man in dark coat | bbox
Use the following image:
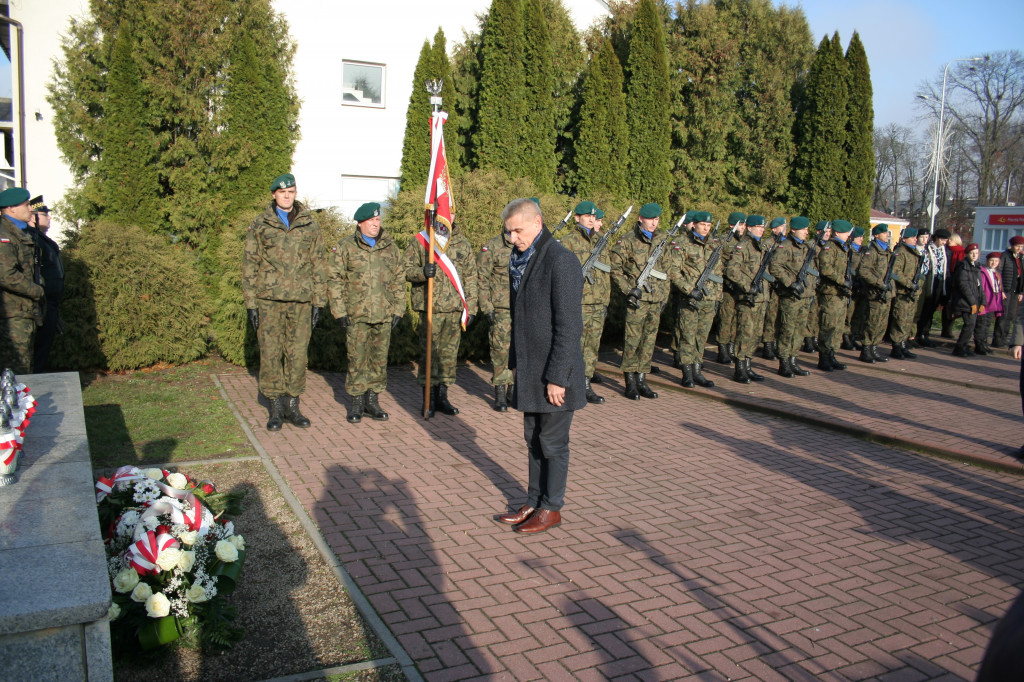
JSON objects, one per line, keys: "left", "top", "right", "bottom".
{"left": 993, "top": 235, "right": 1024, "bottom": 348}
{"left": 496, "top": 198, "right": 585, "bottom": 535}
{"left": 950, "top": 243, "right": 983, "bottom": 357}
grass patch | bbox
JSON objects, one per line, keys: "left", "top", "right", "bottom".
{"left": 82, "top": 356, "right": 254, "bottom": 468}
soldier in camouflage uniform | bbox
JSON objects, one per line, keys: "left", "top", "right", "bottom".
{"left": 843, "top": 226, "right": 867, "bottom": 350}
{"left": 856, "top": 224, "right": 895, "bottom": 363}
{"left": 405, "top": 219, "right": 478, "bottom": 416}
{"left": 477, "top": 223, "right": 515, "bottom": 411}
{"left": 610, "top": 203, "right": 672, "bottom": 400}
{"left": 243, "top": 173, "right": 328, "bottom": 431}
{"left": 724, "top": 215, "right": 771, "bottom": 383}
{"left": 715, "top": 212, "right": 746, "bottom": 364}
{"left": 768, "top": 216, "right": 817, "bottom": 377}
{"left": 800, "top": 221, "right": 832, "bottom": 354}
{"left": 558, "top": 201, "right": 610, "bottom": 404}
{"left": 672, "top": 210, "right": 724, "bottom": 389}
{"left": 328, "top": 202, "right": 405, "bottom": 424}
{"left": 0, "top": 188, "right": 45, "bottom": 375}
{"left": 814, "top": 219, "right": 853, "bottom": 372}
{"left": 761, "top": 217, "right": 787, "bottom": 360}
{"left": 888, "top": 227, "right": 923, "bottom": 360}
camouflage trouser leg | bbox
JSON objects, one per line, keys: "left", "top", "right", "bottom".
{"left": 762, "top": 292, "right": 780, "bottom": 343}
{"left": 717, "top": 293, "right": 737, "bottom": 344}
{"left": 850, "top": 294, "right": 869, "bottom": 339}
{"left": 0, "top": 316, "right": 36, "bottom": 376}
{"left": 418, "top": 311, "right": 461, "bottom": 386}
{"left": 488, "top": 309, "right": 513, "bottom": 386}
{"left": 777, "top": 296, "right": 810, "bottom": 358}
{"left": 346, "top": 321, "right": 391, "bottom": 396}
{"left": 621, "top": 301, "right": 662, "bottom": 372}
{"left": 804, "top": 295, "right": 819, "bottom": 338}
{"left": 257, "top": 300, "right": 312, "bottom": 399}
{"left": 889, "top": 294, "right": 918, "bottom": 344}
{"left": 818, "top": 294, "right": 849, "bottom": 353}
{"left": 735, "top": 299, "right": 767, "bottom": 360}
{"left": 679, "top": 299, "right": 717, "bottom": 365}
{"left": 581, "top": 304, "right": 607, "bottom": 378}
{"left": 864, "top": 299, "right": 889, "bottom": 345}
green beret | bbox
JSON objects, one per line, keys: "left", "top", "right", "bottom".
{"left": 683, "top": 211, "right": 695, "bottom": 223}
{"left": 594, "top": 208, "right": 605, "bottom": 219}
{"left": 691, "top": 210, "right": 712, "bottom": 223}
{"left": 0, "top": 187, "right": 30, "bottom": 208}
{"left": 831, "top": 220, "right": 853, "bottom": 234}
{"left": 746, "top": 215, "right": 765, "bottom": 227}
{"left": 769, "top": 217, "right": 787, "bottom": 229}
{"left": 814, "top": 220, "right": 829, "bottom": 231}
{"left": 851, "top": 226, "right": 866, "bottom": 238}
{"left": 270, "top": 173, "right": 295, "bottom": 192}
{"left": 639, "top": 203, "right": 661, "bottom": 218}
{"left": 903, "top": 227, "right": 918, "bottom": 238}
{"left": 574, "top": 200, "right": 596, "bottom": 216}
{"left": 728, "top": 211, "right": 747, "bottom": 226}
{"left": 872, "top": 224, "right": 889, "bottom": 236}
{"left": 790, "top": 216, "right": 810, "bottom": 230}
{"left": 529, "top": 197, "right": 541, "bottom": 206}
{"left": 353, "top": 202, "right": 381, "bottom": 223}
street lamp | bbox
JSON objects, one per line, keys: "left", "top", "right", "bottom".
{"left": 918, "top": 56, "right": 986, "bottom": 234}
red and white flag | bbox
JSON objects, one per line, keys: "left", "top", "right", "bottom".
{"left": 424, "top": 111, "right": 454, "bottom": 230}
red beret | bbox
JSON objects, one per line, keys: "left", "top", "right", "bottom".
{"left": 987, "top": 252, "right": 1002, "bottom": 260}
{"left": 966, "top": 243, "right": 980, "bottom": 252}
{"left": 1010, "top": 236, "right": 1024, "bottom": 246}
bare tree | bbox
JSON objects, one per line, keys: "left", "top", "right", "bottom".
{"left": 872, "top": 123, "right": 924, "bottom": 217}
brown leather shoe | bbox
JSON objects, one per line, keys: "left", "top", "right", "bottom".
{"left": 514, "top": 509, "right": 561, "bottom": 534}
{"left": 497, "top": 505, "right": 535, "bottom": 525}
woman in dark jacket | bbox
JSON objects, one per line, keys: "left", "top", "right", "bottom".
{"left": 950, "top": 243, "right": 983, "bottom": 356}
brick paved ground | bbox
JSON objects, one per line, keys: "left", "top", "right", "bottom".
{"left": 219, "top": 344, "right": 1024, "bottom": 681}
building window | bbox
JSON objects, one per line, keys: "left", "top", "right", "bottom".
{"left": 342, "top": 61, "right": 385, "bottom": 107}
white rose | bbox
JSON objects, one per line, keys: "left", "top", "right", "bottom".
{"left": 144, "top": 468, "right": 164, "bottom": 480}
{"left": 145, "top": 592, "right": 171, "bottom": 618}
{"left": 214, "top": 540, "right": 238, "bottom": 563}
{"left": 165, "top": 472, "right": 187, "bottom": 489}
{"left": 228, "top": 535, "right": 245, "bottom": 551}
{"left": 112, "top": 568, "right": 140, "bottom": 594}
{"left": 108, "top": 603, "right": 121, "bottom": 620}
{"left": 177, "top": 550, "right": 196, "bottom": 573}
{"left": 223, "top": 521, "right": 235, "bottom": 536}
{"left": 177, "top": 530, "right": 198, "bottom": 546}
{"left": 186, "top": 585, "right": 207, "bottom": 603}
{"left": 130, "top": 582, "right": 153, "bottom": 602}
{"left": 155, "top": 548, "right": 182, "bottom": 573}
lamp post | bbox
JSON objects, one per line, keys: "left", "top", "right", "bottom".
{"left": 919, "top": 56, "right": 985, "bottom": 234}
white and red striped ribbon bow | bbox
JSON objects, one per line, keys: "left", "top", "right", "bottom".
{"left": 96, "top": 466, "right": 146, "bottom": 502}
{"left": 138, "top": 495, "right": 212, "bottom": 536}
{"left": 128, "top": 529, "right": 180, "bottom": 575}
{"left": 1, "top": 431, "right": 16, "bottom": 466}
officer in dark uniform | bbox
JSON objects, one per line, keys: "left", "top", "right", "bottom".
{"left": 26, "top": 196, "right": 64, "bottom": 372}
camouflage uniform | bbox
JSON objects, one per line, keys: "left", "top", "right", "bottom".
{"left": 673, "top": 230, "right": 725, "bottom": 365}
{"left": 610, "top": 224, "right": 673, "bottom": 373}
{"left": 815, "top": 237, "right": 853, "bottom": 355}
{"left": 761, "top": 232, "right": 784, "bottom": 348}
{"left": 242, "top": 201, "right": 328, "bottom": 399}
{"left": 724, "top": 233, "right": 771, "bottom": 361}
{"left": 716, "top": 232, "right": 743, "bottom": 348}
{"left": 405, "top": 226, "right": 478, "bottom": 386}
{"left": 0, "top": 217, "right": 44, "bottom": 374}
{"left": 856, "top": 240, "right": 893, "bottom": 347}
{"left": 477, "top": 230, "right": 514, "bottom": 387}
{"left": 769, "top": 236, "right": 818, "bottom": 360}
{"left": 889, "top": 242, "right": 923, "bottom": 347}
{"left": 328, "top": 229, "right": 404, "bottom": 396}
{"left": 559, "top": 224, "right": 612, "bottom": 378}
{"left": 848, "top": 244, "right": 868, "bottom": 341}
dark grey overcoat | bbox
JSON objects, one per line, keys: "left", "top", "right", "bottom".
{"left": 508, "top": 227, "right": 587, "bottom": 413}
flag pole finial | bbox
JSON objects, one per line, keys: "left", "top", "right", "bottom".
{"left": 426, "top": 79, "right": 443, "bottom": 113}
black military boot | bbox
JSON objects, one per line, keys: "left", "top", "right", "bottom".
{"left": 811, "top": 336, "right": 821, "bottom": 352}
{"left": 901, "top": 341, "right": 917, "bottom": 359}
{"left": 952, "top": 345, "right": 968, "bottom": 357}
{"left": 584, "top": 378, "right": 605, "bottom": 404}
{"left": 284, "top": 396, "right": 311, "bottom": 428}
{"left": 840, "top": 334, "right": 856, "bottom": 350}
{"left": 636, "top": 373, "right": 658, "bottom": 399}
{"left": 436, "top": 384, "right": 459, "bottom": 415}
{"left": 859, "top": 346, "right": 875, "bottom": 363}
{"left": 744, "top": 358, "right": 765, "bottom": 382}
{"left": 778, "top": 357, "right": 795, "bottom": 378}
{"left": 716, "top": 343, "right": 731, "bottom": 364}
{"left": 692, "top": 364, "right": 715, "bottom": 388}
{"left": 590, "top": 373, "right": 604, "bottom": 385}
{"left": 733, "top": 359, "right": 751, "bottom": 384}
{"left": 851, "top": 336, "right": 864, "bottom": 351}
{"left": 347, "top": 394, "right": 364, "bottom": 423}
{"left": 800, "top": 337, "right": 815, "bottom": 353}
{"left": 680, "top": 365, "right": 695, "bottom": 388}
{"left": 890, "top": 343, "right": 905, "bottom": 360}
{"left": 727, "top": 342, "right": 737, "bottom": 363}
{"left": 829, "top": 350, "right": 847, "bottom": 370}
{"left": 764, "top": 341, "right": 778, "bottom": 360}
{"left": 266, "top": 397, "right": 283, "bottom": 431}
{"left": 624, "top": 372, "right": 640, "bottom": 399}
{"left": 494, "top": 385, "right": 509, "bottom": 411}
{"left": 870, "top": 345, "right": 889, "bottom": 362}
{"left": 817, "top": 351, "right": 834, "bottom": 372}
{"left": 364, "top": 391, "right": 389, "bottom": 421}
{"left": 790, "top": 356, "right": 810, "bottom": 376}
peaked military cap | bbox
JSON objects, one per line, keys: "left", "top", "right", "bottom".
{"left": 270, "top": 173, "right": 296, "bottom": 192}
{"left": 594, "top": 208, "right": 605, "bottom": 219}
{"left": 574, "top": 200, "right": 597, "bottom": 216}
{"left": 831, "top": 220, "right": 853, "bottom": 234}
{"left": 903, "top": 227, "right": 918, "bottom": 238}
{"left": 728, "top": 211, "right": 747, "bottom": 226}
{"left": 851, "top": 226, "right": 866, "bottom": 238}
{"left": 29, "top": 195, "right": 49, "bottom": 213}
{"left": 639, "top": 203, "right": 662, "bottom": 218}
{"left": 769, "top": 217, "right": 787, "bottom": 229}
{"left": 746, "top": 215, "right": 765, "bottom": 227}
{"left": 790, "top": 216, "right": 810, "bottom": 230}
{"left": 872, "top": 224, "right": 889, "bottom": 236}
{"left": 0, "top": 187, "right": 30, "bottom": 208}
{"left": 354, "top": 202, "right": 381, "bottom": 223}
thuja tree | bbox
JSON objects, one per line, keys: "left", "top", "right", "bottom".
{"left": 574, "top": 38, "right": 629, "bottom": 199}
{"left": 399, "top": 29, "right": 458, "bottom": 188}
{"left": 844, "top": 32, "right": 874, "bottom": 227}
{"left": 521, "top": 0, "right": 557, "bottom": 191}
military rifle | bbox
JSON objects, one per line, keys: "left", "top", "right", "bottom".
{"left": 627, "top": 214, "right": 686, "bottom": 309}
{"left": 581, "top": 205, "right": 633, "bottom": 285}
{"left": 909, "top": 243, "right": 927, "bottom": 293}
{"left": 879, "top": 225, "right": 907, "bottom": 296}
{"left": 549, "top": 209, "right": 575, "bottom": 237}
{"left": 686, "top": 219, "right": 735, "bottom": 311}
{"left": 790, "top": 224, "right": 826, "bottom": 296}
{"left": 745, "top": 237, "right": 778, "bottom": 306}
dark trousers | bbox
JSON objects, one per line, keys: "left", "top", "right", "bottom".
{"left": 994, "top": 294, "right": 1021, "bottom": 346}
{"left": 918, "top": 285, "right": 946, "bottom": 339}
{"left": 955, "top": 313, "right": 978, "bottom": 352}
{"left": 976, "top": 313, "right": 995, "bottom": 349}
{"left": 33, "top": 300, "right": 60, "bottom": 372}
{"left": 523, "top": 410, "right": 573, "bottom": 512}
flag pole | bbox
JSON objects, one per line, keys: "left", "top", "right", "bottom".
{"left": 423, "top": 80, "right": 443, "bottom": 419}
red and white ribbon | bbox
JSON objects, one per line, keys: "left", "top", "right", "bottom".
{"left": 416, "top": 230, "right": 470, "bottom": 328}
{"left": 96, "top": 466, "right": 146, "bottom": 502}
{"left": 128, "top": 529, "right": 180, "bottom": 575}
